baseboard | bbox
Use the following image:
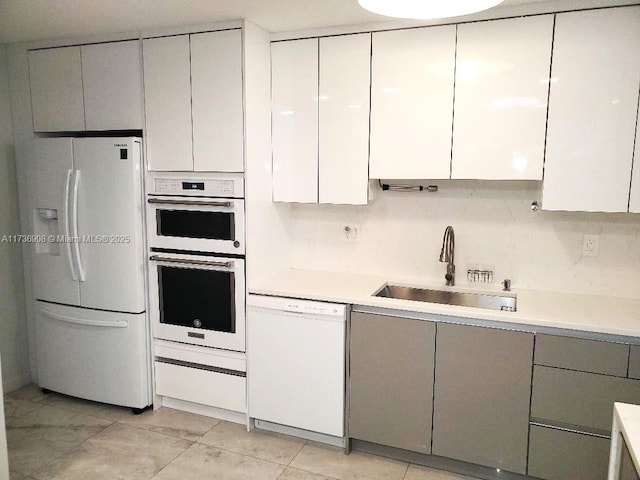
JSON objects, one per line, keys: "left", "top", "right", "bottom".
{"left": 160, "top": 396, "right": 247, "bottom": 425}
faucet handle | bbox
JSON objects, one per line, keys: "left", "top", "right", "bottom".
{"left": 502, "top": 279, "right": 511, "bottom": 292}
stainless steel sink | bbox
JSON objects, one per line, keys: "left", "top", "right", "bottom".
{"left": 374, "top": 284, "right": 517, "bottom": 312}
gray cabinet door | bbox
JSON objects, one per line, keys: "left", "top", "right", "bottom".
{"left": 621, "top": 435, "right": 640, "bottom": 480}
{"left": 432, "top": 323, "right": 534, "bottom": 474}
{"left": 349, "top": 311, "right": 435, "bottom": 454}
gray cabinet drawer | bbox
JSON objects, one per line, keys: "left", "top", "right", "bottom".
{"left": 528, "top": 425, "right": 610, "bottom": 480}
{"left": 531, "top": 365, "right": 640, "bottom": 432}
{"left": 629, "top": 345, "right": 640, "bottom": 380}
{"left": 535, "top": 333, "right": 629, "bottom": 376}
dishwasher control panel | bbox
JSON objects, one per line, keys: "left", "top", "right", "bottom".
{"left": 283, "top": 302, "right": 342, "bottom": 316}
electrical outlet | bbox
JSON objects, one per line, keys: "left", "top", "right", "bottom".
{"left": 343, "top": 225, "right": 360, "bottom": 242}
{"left": 583, "top": 234, "right": 600, "bottom": 257}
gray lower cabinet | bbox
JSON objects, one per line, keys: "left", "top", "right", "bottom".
{"left": 431, "top": 323, "right": 534, "bottom": 474}
{"left": 349, "top": 311, "right": 435, "bottom": 454}
{"left": 531, "top": 365, "right": 640, "bottom": 433}
{"left": 528, "top": 425, "right": 610, "bottom": 480}
{"left": 529, "top": 333, "right": 640, "bottom": 480}
{"left": 621, "top": 436, "right": 640, "bottom": 480}
{"left": 629, "top": 346, "right": 640, "bottom": 380}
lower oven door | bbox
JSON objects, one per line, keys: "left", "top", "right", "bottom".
{"left": 149, "top": 253, "right": 245, "bottom": 352}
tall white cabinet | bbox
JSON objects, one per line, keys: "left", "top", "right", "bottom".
{"left": 451, "top": 16, "right": 553, "bottom": 180}
{"left": 28, "top": 41, "right": 143, "bottom": 132}
{"left": 142, "top": 35, "right": 193, "bottom": 171}
{"left": 369, "top": 26, "right": 456, "bottom": 180}
{"left": 271, "top": 34, "right": 371, "bottom": 204}
{"left": 143, "top": 28, "right": 244, "bottom": 172}
{"left": 542, "top": 7, "right": 640, "bottom": 212}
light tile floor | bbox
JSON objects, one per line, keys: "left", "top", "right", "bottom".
{"left": 4, "top": 385, "right": 478, "bottom": 480}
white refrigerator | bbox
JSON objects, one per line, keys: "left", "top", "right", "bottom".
{"left": 17, "top": 137, "right": 151, "bottom": 410}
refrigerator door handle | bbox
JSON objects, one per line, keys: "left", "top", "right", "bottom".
{"left": 63, "top": 169, "right": 77, "bottom": 281}
{"left": 70, "top": 170, "right": 85, "bottom": 282}
{"left": 40, "top": 307, "right": 128, "bottom": 328}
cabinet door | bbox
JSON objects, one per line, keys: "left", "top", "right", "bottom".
{"left": 432, "top": 323, "right": 533, "bottom": 474}
{"left": 28, "top": 47, "right": 85, "bottom": 132}
{"left": 629, "top": 112, "right": 640, "bottom": 213}
{"left": 349, "top": 312, "right": 435, "bottom": 454}
{"left": 191, "top": 29, "right": 244, "bottom": 172}
{"left": 451, "top": 16, "right": 553, "bottom": 180}
{"left": 142, "top": 35, "right": 193, "bottom": 171}
{"left": 369, "top": 26, "right": 455, "bottom": 179}
{"left": 81, "top": 41, "right": 143, "bottom": 131}
{"left": 542, "top": 7, "right": 640, "bottom": 212}
{"left": 271, "top": 39, "right": 318, "bottom": 203}
{"left": 621, "top": 436, "right": 640, "bottom": 480}
{"left": 319, "top": 34, "right": 370, "bottom": 205}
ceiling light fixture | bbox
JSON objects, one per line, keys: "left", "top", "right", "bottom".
{"left": 357, "top": 0, "right": 505, "bottom": 20}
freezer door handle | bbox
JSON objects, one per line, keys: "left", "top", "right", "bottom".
{"left": 70, "top": 170, "right": 85, "bottom": 282}
{"left": 63, "top": 169, "right": 77, "bottom": 281}
{"left": 40, "top": 307, "right": 128, "bottom": 328}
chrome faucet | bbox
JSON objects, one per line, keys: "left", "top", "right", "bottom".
{"left": 439, "top": 226, "right": 455, "bottom": 286}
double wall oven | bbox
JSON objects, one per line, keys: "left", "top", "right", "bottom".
{"left": 147, "top": 172, "right": 246, "bottom": 352}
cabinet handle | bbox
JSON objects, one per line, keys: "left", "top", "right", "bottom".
{"left": 147, "top": 198, "right": 232, "bottom": 207}
{"left": 149, "top": 255, "right": 232, "bottom": 269}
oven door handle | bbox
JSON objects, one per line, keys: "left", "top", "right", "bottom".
{"left": 149, "top": 255, "right": 233, "bottom": 269}
{"left": 147, "top": 198, "right": 233, "bottom": 208}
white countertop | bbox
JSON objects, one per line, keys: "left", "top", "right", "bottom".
{"left": 249, "top": 269, "right": 640, "bottom": 338}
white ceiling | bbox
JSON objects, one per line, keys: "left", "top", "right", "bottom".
{"left": 0, "top": 0, "right": 566, "bottom": 44}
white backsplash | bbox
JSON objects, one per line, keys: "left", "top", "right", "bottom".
{"left": 289, "top": 181, "right": 640, "bottom": 299}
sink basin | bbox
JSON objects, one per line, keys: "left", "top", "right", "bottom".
{"left": 374, "top": 284, "right": 517, "bottom": 312}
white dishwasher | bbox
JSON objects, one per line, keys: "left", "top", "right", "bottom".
{"left": 247, "top": 294, "right": 346, "bottom": 438}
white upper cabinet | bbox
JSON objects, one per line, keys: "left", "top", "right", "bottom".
{"left": 142, "top": 35, "right": 193, "bottom": 171}
{"left": 29, "top": 47, "right": 85, "bottom": 132}
{"left": 271, "top": 38, "right": 319, "bottom": 203}
{"left": 143, "top": 29, "right": 244, "bottom": 172}
{"left": 369, "top": 26, "right": 456, "bottom": 180}
{"left": 191, "top": 29, "right": 244, "bottom": 172}
{"left": 28, "top": 41, "right": 143, "bottom": 132}
{"left": 451, "top": 16, "right": 553, "bottom": 180}
{"left": 542, "top": 7, "right": 640, "bottom": 212}
{"left": 271, "top": 34, "right": 371, "bottom": 204}
{"left": 81, "top": 41, "right": 143, "bottom": 131}
{"left": 630, "top": 114, "right": 640, "bottom": 214}
{"left": 319, "top": 34, "right": 371, "bottom": 205}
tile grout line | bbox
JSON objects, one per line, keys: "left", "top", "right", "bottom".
{"left": 401, "top": 462, "right": 410, "bottom": 480}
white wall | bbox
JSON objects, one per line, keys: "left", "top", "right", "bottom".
{"left": 244, "top": 21, "right": 292, "bottom": 288}
{"left": 289, "top": 181, "right": 640, "bottom": 299}
{"left": 0, "top": 44, "right": 31, "bottom": 392}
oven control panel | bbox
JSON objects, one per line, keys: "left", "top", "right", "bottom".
{"left": 149, "top": 173, "right": 244, "bottom": 198}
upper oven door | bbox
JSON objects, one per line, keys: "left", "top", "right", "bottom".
{"left": 148, "top": 196, "right": 245, "bottom": 254}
